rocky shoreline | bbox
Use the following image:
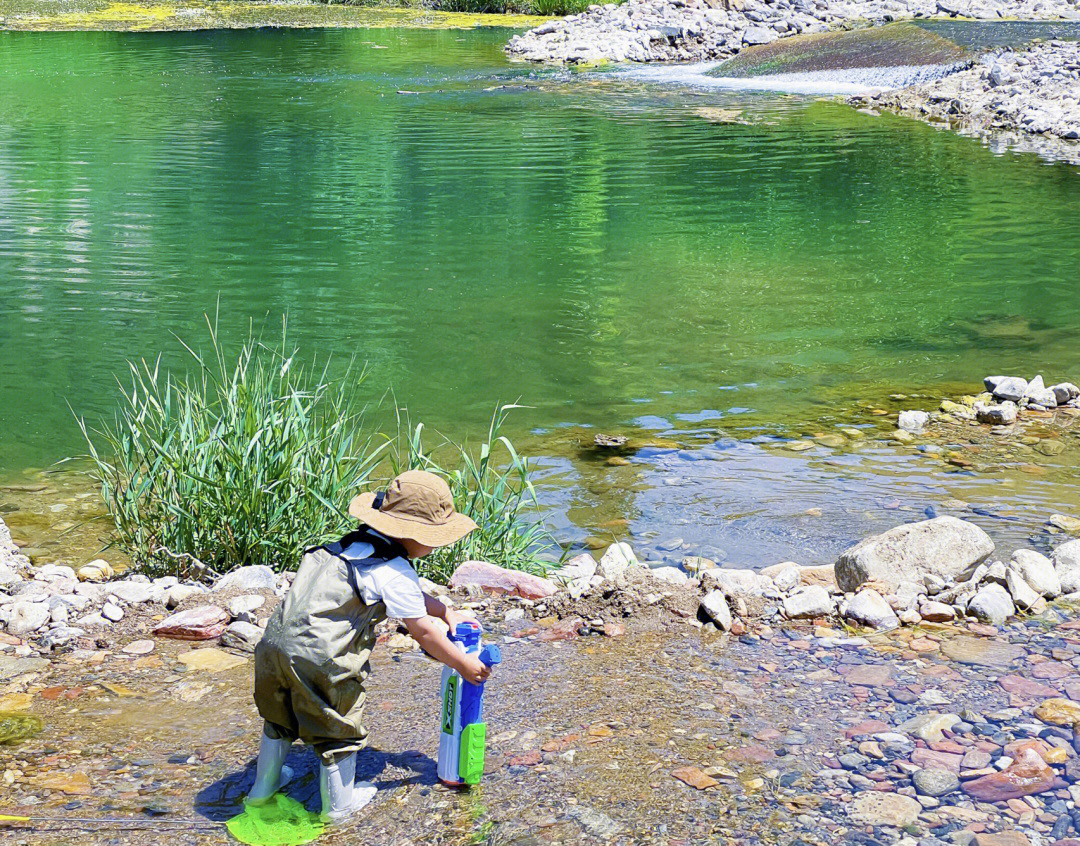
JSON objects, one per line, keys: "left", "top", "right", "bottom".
{"left": 505, "top": 0, "right": 1080, "bottom": 65}
{"left": 506, "top": 0, "right": 1080, "bottom": 167}
{"left": 854, "top": 39, "right": 1080, "bottom": 165}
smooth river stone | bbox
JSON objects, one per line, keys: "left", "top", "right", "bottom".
{"left": 153, "top": 605, "right": 229, "bottom": 640}
{"left": 1034, "top": 698, "right": 1080, "bottom": 726}
{"left": 843, "top": 663, "right": 893, "bottom": 687}
{"left": 962, "top": 747, "right": 1065, "bottom": 802}
{"left": 849, "top": 792, "right": 921, "bottom": 827}
{"left": 177, "top": 647, "right": 247, "bottom": 674}
{"left": 940, "top": 636, "right": 1024, "bottom": 669}
{"left": 448, "top": 561, "right": 557, "bottom": 600}
{"left": 911, "top": 748, "right": 963, "bottom": 773}
{"left": 997, "top": 675, "right": 1060, "bottom": 698}
{"left": 1031, "top": 662, "right": 1075, "bottom": 680}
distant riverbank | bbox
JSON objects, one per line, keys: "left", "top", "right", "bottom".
{"left": 0, "top": 0, "right": 549, "bottom": 31}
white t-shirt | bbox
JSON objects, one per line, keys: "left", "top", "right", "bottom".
{"left": 340, "top": 538, "right": 427, "bottom": 620}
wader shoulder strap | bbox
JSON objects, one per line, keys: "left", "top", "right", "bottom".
{"left": 302, "top": 528, "right": 408, "bottom": 603}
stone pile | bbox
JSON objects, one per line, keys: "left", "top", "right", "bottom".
{"left": 856, "top": 41, "right": 1080, "bottom": 166}
{"left": 0, "top": 529, "right": 287, "bottom": 653}
{"left": 506, "top": 0, "right": 1080, "bottom": 65}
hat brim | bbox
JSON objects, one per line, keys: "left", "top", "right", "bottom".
{"left": 348, "top": 492, "right": 478, "bottom": 548}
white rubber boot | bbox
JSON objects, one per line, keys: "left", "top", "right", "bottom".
{"left": 245, "top": 732, "right": 294, "bottom": 806}
{"left": 319, "top": 753, "right": 377, "bottom": 824}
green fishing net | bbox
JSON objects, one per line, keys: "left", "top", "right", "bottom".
{"left": 226, "top": 794, "right": 324, "bottom": 846}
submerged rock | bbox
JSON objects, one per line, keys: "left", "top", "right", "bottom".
{"left": 848, "top": 791, "right": 921, "bottom": 827}
{"left": 835, "top": 517, "right": 994, "bottom": 593}
{"left": 962, "top": 747, "right": 1064, "bottom": 802}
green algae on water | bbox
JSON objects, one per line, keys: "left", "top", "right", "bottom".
{"left": 0, "top": 712, "right": 44, "bottom": 745}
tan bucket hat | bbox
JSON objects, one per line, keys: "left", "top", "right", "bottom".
{"left": 348, "top": 470, "right": 477, "bottom": 548}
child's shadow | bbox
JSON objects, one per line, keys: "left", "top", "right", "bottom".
{"left": 194, "top": 747, "right": 438, "bottom": 821}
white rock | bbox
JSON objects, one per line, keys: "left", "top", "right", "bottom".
{"left": 1005, "top": 567, "right": 1041, "bottom": 610}
{"left": 222, "top": 621, "right": 264, "bottom": 652}
{"left": 165, "top": 584, "right": 199, "bottom": 609}
{"left": 214, "top": 565, "right": 277, "bottom": 593}
{"left": 77, "top": 560, "right": 114, "bottom": 582}
{"left": 555, "top": 553, "right": 597, "bottom": 584}
{"left": 3, "top": 601, "right": 50, "bottom": 635}
{"left": 108, "top": 580, "right": 154, "bottom": 605}
{"left": 761, "top": 562, "right": 801, "bottom": 593}
{"left": 598, "top": 543, "right": 640, "bottom": 583}
{"left": 835, "top": 517, "right": 994, "bottom": 593}
{"left": 101, "top": 602, "right": 124, "bottom": 622}
{"left": 991, "top": 376, "right": 1028, "bottom": 402}
{"left": 975, "top": 402, "right": 1018, "bottom": 425}
{"left": 227, "top": 594, "right": 266, "bottom": 618}
{"left": 967, "top": 583, "right": 1015, "bottom": 626}
{"left": 700, "top": 590, "right": 732, "bottom": 631}
{"left": 74, "top": 612, "right": 110, "bottom": 629}
{"left": 783, "top": 585, "right": 834, "bottom": 619}
{"left": 844, "top": 589, "right": 899, "bottom": 630}
{"left": 1011, "top": 549, "right": 1060, "bottom": 597}
{"left": 898, "top": 410, "right": 930, "bottom": 432}
{"left": 1053, "top": 539, "right": 1080, "bottom": 593}
{"left": 1051, "top": 383, "right": 1079, "bottom": 404}
{"left": 34, "top": 564, "right": 77, "bottom": 582}
{"left": 647, "top": 565, "right": 689, "bottom": 585}
{"left": 701, "top": 568, "right": 775, "bottom": 599}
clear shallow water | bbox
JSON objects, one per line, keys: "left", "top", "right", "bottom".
{"left": 2, "top": 28, "right": 1079, "bottom": 565}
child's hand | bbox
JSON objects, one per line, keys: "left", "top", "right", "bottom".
{"left": 445, "top": 608, "right": 479, "bottom": 632}
{"left": 459, "top": 654, "right": 491, "bottom": 686}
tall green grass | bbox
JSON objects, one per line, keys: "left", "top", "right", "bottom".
{"left": 78, "top": 319, "right": 558, "bottom": 582}
{"left": 77, "top": 317, "right": 383, "bottom": 577}
{"left": 387, "top": 404, "right": 561, "bottom": 583}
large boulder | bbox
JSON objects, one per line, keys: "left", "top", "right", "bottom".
{"left": 835, "top": 517, "right": 994, "bottom": 593}
{"left": 448, "top": 561, "right": 557, "bottom": 600}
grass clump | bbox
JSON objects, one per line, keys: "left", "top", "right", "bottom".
{"left": 387, "top": 404, "right": 561, "bottom": 584}
{"left": 79, "top": 318, "right": 558, "bottom": 583}
{"left": 78, "top": 316, "right": 383, "bottom": 577}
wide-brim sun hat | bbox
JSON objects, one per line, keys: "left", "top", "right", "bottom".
{"left": 348, "top": 469, "right": 477, "bottom": 548}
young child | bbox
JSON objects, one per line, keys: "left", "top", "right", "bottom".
{"left": 246, "top": 470, "right": 492, "bottom": 823}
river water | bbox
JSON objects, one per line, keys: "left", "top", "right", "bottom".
{"left": 1, "top": 26, "right": 1079, "bottom": 567}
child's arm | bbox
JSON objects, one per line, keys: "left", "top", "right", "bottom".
{"left": 422, "top": 591, "right": 478, "bottom": 633}
{"left": 404, "top": 616, "right": 491, "bottom": 685}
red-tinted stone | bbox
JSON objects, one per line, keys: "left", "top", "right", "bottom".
{"left": 998, "top": 675, "right": 1060, "bottom": 698}
{"left": 602, "top": 622, "right": 626, "bottom": 638}
{"left": 152, "top": 605, "right": 229, "bottom": 641}
{"left": 843, "top": 664, "right": 893, "bottom": 687}
{"left": 511, "top": 627, "right": 540, "bottom": 638}
{"left": 449, "top": 561, "right": 557, "bottom": 600}
{"left": 508, "top": 751, "right": 542, "bottom": 767}
{"left": 1031, "top": 662, "right": 1075, "bottom": 680}
{"left": 537, "top": 617, "right": 582, "bottom": 643}
{"left": 912, "top": 748, "right": 963, "bottom": 773}
{"left": 725, "top": 744, "right": 775, "bottom": 764}
{"left": 931, "top": 740, "right": 967, "bottom": 754}
{"left": 962, "top": 748, "right": 1065, "bottom": 802}
{"left": 845, "top": 720, "right": 889, "bottom": 739}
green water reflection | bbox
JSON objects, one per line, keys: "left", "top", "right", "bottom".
{"left": 1, "top": 27, "right": 1079, "bottom": 481}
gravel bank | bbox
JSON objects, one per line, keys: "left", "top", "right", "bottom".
{"left": 506, "top": 0, "right": 1080, "bottom": 65}
{"left": 855, "top": 39, "right": 1080, "bottom": 165}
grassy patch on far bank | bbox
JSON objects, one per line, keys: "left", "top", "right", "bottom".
{"left": 0, "top": 0, "right": 558, "bottom": 32}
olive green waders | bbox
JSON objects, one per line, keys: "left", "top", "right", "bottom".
{"left": 254, "top": 530, "right": 401, "bottom": 765}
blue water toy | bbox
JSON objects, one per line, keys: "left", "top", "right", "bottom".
{"left": 437, "top": 621, "right": 502, "bottom": 786}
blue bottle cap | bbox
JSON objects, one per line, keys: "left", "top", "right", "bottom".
{"left": 452, "top": 621, "right": 482, "bottom": 648}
